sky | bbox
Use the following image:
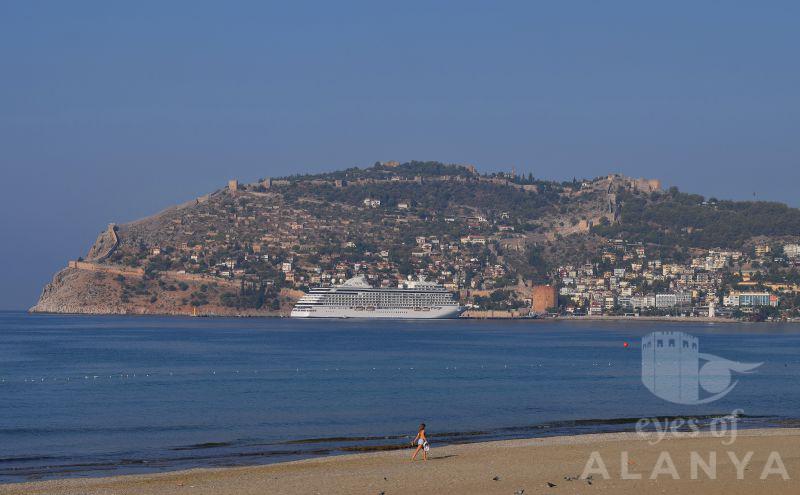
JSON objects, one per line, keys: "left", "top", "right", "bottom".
{"left": 1, "top": 1, "right": 799, "bottom": 309}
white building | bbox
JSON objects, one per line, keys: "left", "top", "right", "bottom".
{"left": 460, "top": 235, "right": 487, "bottom": 245}
{"left": 724, "top": 292, "right": 777, "bottom": 307}
{"left": 630, "top": 295, "right": 656, "bottom": 309}
{"left": 784, "top": 244, "right": 800, "bottom": 259}
{"left": 655, "top": 294, "right": 678, "bottom": 308}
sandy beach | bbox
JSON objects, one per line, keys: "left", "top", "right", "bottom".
{"left": 3, "top": 428, "right": 798, "bottom": 495}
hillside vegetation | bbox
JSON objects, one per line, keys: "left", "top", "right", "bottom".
{"left": 31, "top": 161, "right": 800, "bottom": 317}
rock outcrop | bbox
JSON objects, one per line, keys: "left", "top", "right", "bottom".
{"left": 30, "top": 264, "right": 297, "bottom": 316}
{"left": 31, "top": 266, "right": 126, "bottom": 314}
{"left": 86, "top": 224, "right": 119, "bottom": 261}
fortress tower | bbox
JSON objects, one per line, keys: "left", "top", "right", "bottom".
{"left": 531, "top": 285, "right": 557, "bottom": 313}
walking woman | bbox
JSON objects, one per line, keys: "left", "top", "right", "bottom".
{"left": 411, "top": 423, "right": 429, "bottom": 461}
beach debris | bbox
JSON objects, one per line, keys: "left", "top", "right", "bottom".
{"left": 546, "top": 481, "right": 557, "bottom": 487}
{"left": 514, "top": 489, "right": 524, "bottom": 495}
{"left": 492, "top": 475, "right": 501, "bottom": 481}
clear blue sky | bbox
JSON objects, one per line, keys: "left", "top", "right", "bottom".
{"left": 1, "top": 1, "right": 798, "bottom": 309}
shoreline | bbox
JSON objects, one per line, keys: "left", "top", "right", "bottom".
{"left": 3, "top": 428, "right": 797, "bottom": 494}
{"left": 22, "top": 309, "right": 796, "bottom": 323}
{"left": 552, "top": 315, "right": 741, "bottom": 323}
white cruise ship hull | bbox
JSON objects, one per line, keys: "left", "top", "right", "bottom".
{"left": 290, "top": 305, "right": 463, "bottom": 319}
{"left": 291, "top": 276, "right": 463, "bottom": 319}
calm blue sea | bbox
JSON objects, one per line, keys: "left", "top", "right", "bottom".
{"left": 1, "top": 312, "right": 799, "bottom": 482}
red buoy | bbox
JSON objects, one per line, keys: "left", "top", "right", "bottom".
{"left": 623, "top": 342, "right": 630, "bottom": 348}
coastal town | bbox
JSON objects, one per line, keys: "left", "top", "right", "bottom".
{"left": 32, "top": 161, "right": 800, "bottom": 321}
{"left": 553, "top": 239, "right": 798, "bottom": 320}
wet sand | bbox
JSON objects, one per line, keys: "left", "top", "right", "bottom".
{"left": 2, "top": 428, "right": 798, "bottom": 495}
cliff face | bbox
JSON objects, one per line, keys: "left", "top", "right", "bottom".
{"left": 32, "top": 267, "right": 123, "bottom": 315}
{"left": 32, "top": 237, "right": 299, "bottom": 316}
{"left": 32, "top": 224, "right": 128, "bottom": 314}
{"left": 31, "top": 263, "right": 298, "bottom": 316}
{"left": 86, "top": 224, "right": 119, "bottom": 261}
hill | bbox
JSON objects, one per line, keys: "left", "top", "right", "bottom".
{"left": 31, "top": 161, "right": 800, "bottom": 318}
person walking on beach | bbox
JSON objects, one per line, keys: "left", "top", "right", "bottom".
{"left": 411, "top": 423, "right": 429, "bottom": 461}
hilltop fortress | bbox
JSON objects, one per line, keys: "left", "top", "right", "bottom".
{"left": 45, "top": 159, "right": 792, "bottom": 321}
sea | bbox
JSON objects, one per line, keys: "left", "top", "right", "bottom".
{"left": 1, "top": 311, "right": 799, "bottom": 482}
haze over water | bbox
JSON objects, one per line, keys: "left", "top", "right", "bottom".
{"left": 1, "top": 312, "right": 799, "bottom": 482}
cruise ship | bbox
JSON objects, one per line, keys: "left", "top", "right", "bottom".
{"left": 290, "top": 276, "right": 463, "bottom": 319}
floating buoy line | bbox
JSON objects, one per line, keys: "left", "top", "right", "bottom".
{"left": 0, "top": 361, "right": 640, "bottom": 385}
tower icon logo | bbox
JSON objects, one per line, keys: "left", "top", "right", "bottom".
{"left": 641, "top": 331, "right": 761, "bottom": 405}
